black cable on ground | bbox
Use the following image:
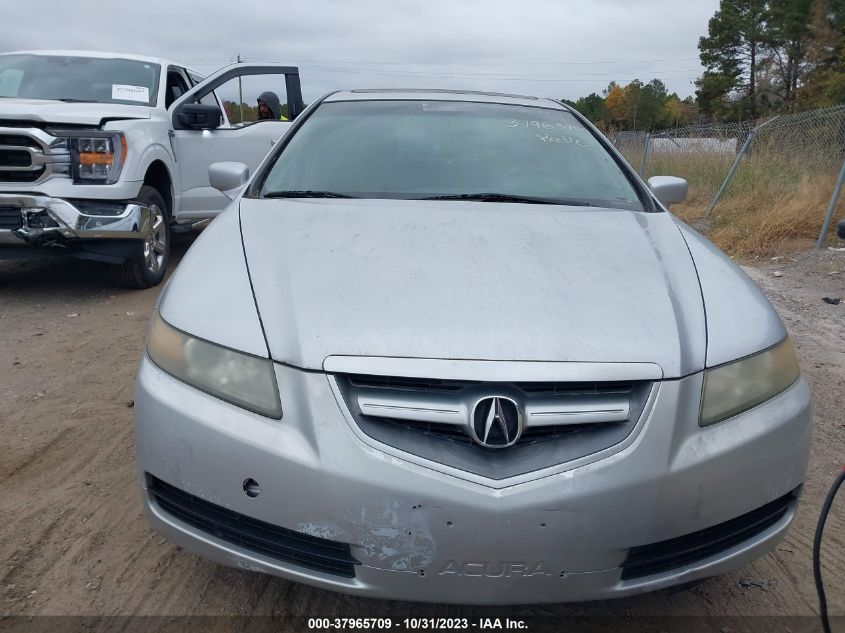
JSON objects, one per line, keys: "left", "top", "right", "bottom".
{"left": 814, "top": 465, "right": 845, "bottom": 633}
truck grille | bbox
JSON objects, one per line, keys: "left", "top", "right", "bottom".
{"left": 148, "top": 476, "right": 360, "bottom": 578}
{"left": 0, "top": 167, "right": 44, "bottom": 183}
{"left": 336, "top": 373, "right": 653, "bottom": 480}
{"left": 0, "top": 134, "right": 41, "bottom": 148}
{"left": 0, "top": 128, "right": 67, "bottom": 184}
{"left": 0, "top": 148, "right": 32, "bottom": 168}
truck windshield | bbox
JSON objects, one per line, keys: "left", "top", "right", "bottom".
{"left": 0, "top": 54, "right": 160, "bottom": 107}
{"left": 260, "top": 99, "right": 644, "bottom": 210}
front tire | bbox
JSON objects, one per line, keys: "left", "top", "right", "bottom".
{"left": 113, "top": 185, "right": 171, "bottom": 289}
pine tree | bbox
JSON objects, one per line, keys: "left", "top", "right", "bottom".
{"left": 697, "top": 0, "right": 769, "bottom": 120}
{"left": 763, "top": 0, "right": 813, "bottom": 105}
{"left": 799, "top": 0, "right": 845, "bottom": 106}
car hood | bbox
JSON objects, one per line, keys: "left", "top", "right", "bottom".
{"left": 239, "top": 198, "right": 707, "bottom": 378}
{"left": 0, "top": 99, "right": 151, "bottom": 126}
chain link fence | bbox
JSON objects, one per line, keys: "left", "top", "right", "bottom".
{"left": 608, "top": 104, "right": 845, "bottom": 247}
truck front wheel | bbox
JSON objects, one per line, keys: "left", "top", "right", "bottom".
{"left": 113, "top": 186, "right": 171, "bottom": 289}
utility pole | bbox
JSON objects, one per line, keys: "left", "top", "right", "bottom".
{"left": 237, "top": 54, "right": 244, "bottom": 124}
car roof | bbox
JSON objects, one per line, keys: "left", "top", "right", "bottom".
{"left": 1, "top": 49, "right": 192, "bottom": 72}
{"left": 324, "top": 89, "right": 567, "bottom": 110}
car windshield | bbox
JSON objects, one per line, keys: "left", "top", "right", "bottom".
{"left": 260, "top": 99, "right": 643, "bottom": 210}
{"left": 0, "top": 54, "right": 160, "bottom": 106}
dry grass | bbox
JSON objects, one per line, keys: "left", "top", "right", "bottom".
{"left": 632, "top": 144, "right": 845, "bottom": 259}
{"left": 611, "top": 112, "right": 845, "bottom": 258}
{"left": 672, "top": 176, "right": 844, "bottom": 260}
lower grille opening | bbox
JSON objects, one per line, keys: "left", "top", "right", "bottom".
{"left": 620, "top": 488, "right": 799, "bottom": 580}
{"left": 148, "top": 475, "right": 360, "bottom": 578}
{"left": 0, "top": 168, "right": 43, "bottom": 183}
{"left": 0, "top": 206, "right": 22, "bottom": 231}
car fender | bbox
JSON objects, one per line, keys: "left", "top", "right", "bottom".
{"left": 158, "top": 204, "right": 268, "bottom": 358}
{"left": 674, "top": 219, "right": 786, "bottom": 367}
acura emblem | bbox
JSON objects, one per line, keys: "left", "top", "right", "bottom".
{"left": 470, "top": 396, "right": 522, "bottom": 448}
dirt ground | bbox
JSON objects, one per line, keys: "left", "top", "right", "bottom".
{"left": 0, "top": 240, "right": 843, "bottom": 624}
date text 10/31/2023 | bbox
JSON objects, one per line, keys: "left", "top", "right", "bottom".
{"left": 307, "top": 617, "right": 529, "bottom": 630}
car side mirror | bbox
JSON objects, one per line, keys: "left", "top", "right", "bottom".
{"left": 175, "top": 103, "right": 223, "bottom": 130}
{"left": 648, "top": 176, "right": 688, "bottom": 206}
{"left": 209, "top": 162, "right": 249, "bottom": 199}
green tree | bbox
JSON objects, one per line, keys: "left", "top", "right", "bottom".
{"left": 680, "top": 96, "right": 700, "bottom": 125}
{"left": 762, "top": 0, "right": 813, "bottom": 105}
{"left": 562, "top": 82, "right": 696, "bottom": 129}
{"left": 664, "top": 94, "right": 682, "bottom": 126}
{"left": 641, "top": 79, "right": 673, "bottom": 129}
{"left": 569, "top": 93, "right": 608, "bottom": 124}
{"left": 622, "top": 80, "right": 644, "bottom": 129}
{"left": 223, "top": 101, "right": 258, "bottom": 123}
{"left": 697, "top": 0, "right": 769, "bottom": 120}
{"left": 799, "top": 0, "right": 845, "bottom": 106}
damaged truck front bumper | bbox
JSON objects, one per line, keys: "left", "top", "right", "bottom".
{"left": 0, "top": 193, "right": 152, "bottom": 249}
{"left": 134, "top": 356, "right": 811, "bottom": 605}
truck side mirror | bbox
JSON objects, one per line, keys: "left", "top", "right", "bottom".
{"left": 175, "top": 103, "right": 223, "bottom": 130}
{"left": 209, "top": 162, "right": 249, "bottom": 199}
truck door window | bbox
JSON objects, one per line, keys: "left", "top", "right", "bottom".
{"left": 212, "top": 74, "right": 291, "bottom": 125}
{"left": 187, "top": 70, "right": 221, "bottom": 108}
{"left": 165, "top": 69, "right": 190, "bottom": 108}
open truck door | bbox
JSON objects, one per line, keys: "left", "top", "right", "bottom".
{"left": 168, "top": 63, "right": 304, "bottom": 222}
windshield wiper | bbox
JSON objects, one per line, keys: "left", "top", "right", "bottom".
{"left": 419, "top": 193, "right": 593, "bottom": 206}
{"left": 263, "top": 190, "right": 359, "bottom": 199}
{"left": 56, "top": 98, "right": 98, "bottom": 103}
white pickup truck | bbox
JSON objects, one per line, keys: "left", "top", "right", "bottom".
{"left": 0, "top": 50, "right": 304, "bottom": 287}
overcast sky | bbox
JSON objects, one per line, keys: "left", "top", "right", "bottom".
{"left": 4, "top": 0, "right": 718, "bottom": 102}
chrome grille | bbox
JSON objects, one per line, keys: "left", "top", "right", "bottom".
{"left": 0, "top": 127, "right": 69, "bottom": 184}
{"left": 347, "top": 374, "right": 637, "bottom": 396}
{"left": 348, "top": 374, "right": 636, "bottom": 438}
{"left": 336, "top": 373, "right": 653, "bottom": 480}
{"left": 347, "top": 374, "right": 473, "bottom": 392}
{"left": 0, "top": 134, "right": 40, "bottom": 148}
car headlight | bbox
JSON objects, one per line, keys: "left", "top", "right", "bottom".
{"left": 700, "top": 336, "right": 800, "bottom": 427}
{"left": 146, "top": 311, "right": 282, "bottom": 419}
{"left": 48, "top": 130, "right": 126, "bottom": 184}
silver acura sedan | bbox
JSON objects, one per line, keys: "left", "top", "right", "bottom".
{"left": 134, "top": 89, "right": 811, "bottom": 604}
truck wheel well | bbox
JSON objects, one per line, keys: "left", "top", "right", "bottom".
{"left": 143, "top": 161, "right": 173, "bottom": 217}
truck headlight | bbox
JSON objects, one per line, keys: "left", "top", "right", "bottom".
{"left": 146, "top": 312, "right": 282, "bottom": 419}
{"left": 48, "top": 130, "right": 126, "bottom": 184}
{"left": 700, "top": 337, "right": 800, "bottom": 427}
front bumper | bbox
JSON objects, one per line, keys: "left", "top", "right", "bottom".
{"left": 134, "top": 357, "right": 812, "bottom": 604}
{"left": 0, "top": 193, "right": 152, "bottom": 246}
